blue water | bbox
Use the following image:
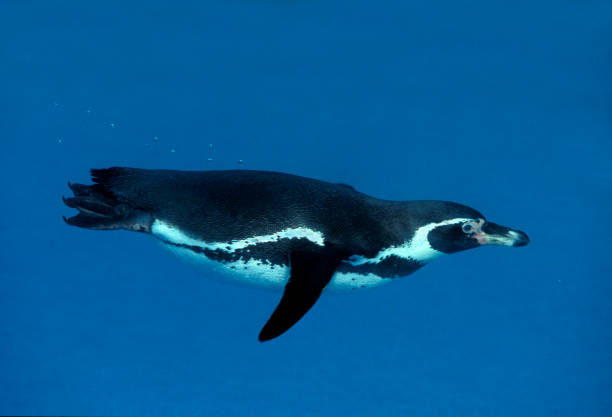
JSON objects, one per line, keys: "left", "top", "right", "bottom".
{"left": 1, "top": 1, "right": 611, "bottom": 415}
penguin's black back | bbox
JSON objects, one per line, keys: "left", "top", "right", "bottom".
{"left": 90, "top": 167, "right": 401, "bottom": 256}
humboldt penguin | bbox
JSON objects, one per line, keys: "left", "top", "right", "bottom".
{"left": 63, "top": 168, "right": 529, "bottom": 341}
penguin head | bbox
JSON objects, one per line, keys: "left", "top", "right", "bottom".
{"left": 417, "top": 201, "right": 529, "bottom": 255}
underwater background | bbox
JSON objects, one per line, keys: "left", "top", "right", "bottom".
{"left": 1, "top": 1, "right": 611, "bottom": 416}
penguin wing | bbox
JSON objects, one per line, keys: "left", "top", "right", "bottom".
{"left": 258, "top": 246, "right": 343, "bottom": 342}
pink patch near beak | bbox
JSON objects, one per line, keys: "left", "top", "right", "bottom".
{"left": 470, "top": 219, "right": 490, "bottom": 244}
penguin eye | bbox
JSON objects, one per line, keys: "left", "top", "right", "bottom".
{"left": 461, "top": 223, "right": 474, "bottom": 234}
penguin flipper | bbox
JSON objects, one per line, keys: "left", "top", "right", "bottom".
{"left": 258, "top": 247, "right": 343, "bottom": 342}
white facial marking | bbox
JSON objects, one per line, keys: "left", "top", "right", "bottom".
{"left": 151, "top": 219, "right": 325, "bottom": 252}
{"left": 347, "top": 218, "right": 473, "bottom": 265}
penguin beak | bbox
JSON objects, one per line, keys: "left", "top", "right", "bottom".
{"left": 476, "top": 222, "right": 530, "bottom": 247}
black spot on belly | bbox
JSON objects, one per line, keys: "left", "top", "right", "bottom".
{"left": 337, "top": 255, "right": 423, "bottom": 279}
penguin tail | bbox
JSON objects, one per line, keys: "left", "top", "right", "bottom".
{"left": 63, "top": 169, "right": 152, "bottom": 232}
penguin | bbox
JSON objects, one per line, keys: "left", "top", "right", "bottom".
{"left": 63, "top": 167, "right": 529, "bottom": 341}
